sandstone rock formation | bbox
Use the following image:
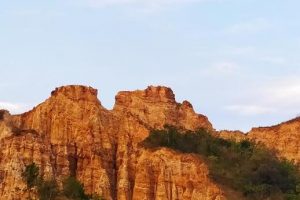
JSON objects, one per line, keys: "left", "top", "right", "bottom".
{"left": 0, "top": 85, "right": 224, "bottom": 200}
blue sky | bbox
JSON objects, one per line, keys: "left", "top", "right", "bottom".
{"left": 1, "top": 0, "right": 300, "bottom": 131}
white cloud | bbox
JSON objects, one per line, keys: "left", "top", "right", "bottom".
{"left": 261, "top": 56, "right": 286, "bottom": 65}
{"left": 212, "top": 61, "right": 239, "bottom": 73}
{"left": 226, "top": 18, "right": 272, "bottom": 34}
{"left": 224, "top": 77, "right": 300, "bottom": 116}
{"left": 83, "top": 0, "right": 222, "bottom": 10}
{"left": 227, "top": 46, "right": 255, "bottom": 56}
{"left": 192, "top": 61, "right": 240, "bottom": 78}
{"left": 5, "top": 9, "right": 64, "bottom": 17}
{"left": 225, "top": 105, "right": 276, "bottom": 116}
{"left": 88, "top": 0, "right": 202, "bottom": 6}
{"left": 195, "top": 61, "right": 240, "bottom": 77}
{"left": 0, "top": 102, "right": 29, "bottom": 114}
{"left": 264, "top": 78, "right": 300, "bottom": 105}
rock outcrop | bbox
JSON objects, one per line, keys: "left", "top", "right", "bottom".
{"left": 114, "top": 86, "right": 213, "bottom": 131}
{"left": 247, "top": 118, "right": 300, "bottom": 163}
{"left": 0, "top": 85, "right": 224, "bottom": 200}
{"left": 219, "top": 118, "right": 300, "bottom": 164}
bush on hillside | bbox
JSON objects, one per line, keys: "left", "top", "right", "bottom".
{"left": 23, "top": 163, "right": 104, "bottom": 200}
{"left": 37, "top": 179, "right": 58, "bottom": 200}
{"left": 142, "top": 126, "right": 300, "bottom": 200}
{"left": 22, "top": 162, "right": 39, "bottom": 189}
{"left": 63, "top": 176, "right": 89, "bottom": 200}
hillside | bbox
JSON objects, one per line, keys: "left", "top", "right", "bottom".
{"left": 0, "top": 85, "right": 299, "bottom": 200}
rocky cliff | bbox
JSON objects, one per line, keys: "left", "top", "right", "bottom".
{"left": 0, "top": 85, "right": 223, "bottom": 200}
{"left": 220, "top": 117, "right": 300, "bottom": 164}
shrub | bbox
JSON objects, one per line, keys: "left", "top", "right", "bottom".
{"left": 37, "top": 179, "right": 58, "bottom": 200}
{"left": 22, "top": 163, "right": 102, "bottom": 200}
{"left": 22, "top": 163, "right": 39, "bottom": 188}
{"left": 63, "top": 176, "right": 89, "bottom": 200}
{"left": 88, "top": 194, "right": 105, "bottom": 200}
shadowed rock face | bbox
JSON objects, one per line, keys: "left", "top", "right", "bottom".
{"left": 0, "top": 85, "right": 223, "bottom": 200}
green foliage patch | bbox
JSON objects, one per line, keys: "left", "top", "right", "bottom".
{"left": 37, "top": 179, "right": 58, "bottom": 200}
{"left": 22, "top": 163, "right": 39, "bottom": 189}
{"left": 22, "top": 163, "right": 104, "bottom": 200}
{"left": 142, "top": 126, "right": 300, "bottom": 200}
{"left": 63, "top": 176, "right": 89, "bottom": 200}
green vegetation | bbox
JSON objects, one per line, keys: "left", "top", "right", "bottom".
{"left": 37, "top": 179, "right": 58, "bottom": 200}
{"left": 22, "top": 163, "right": 39, "bottom": 189}
{"left": 22, "top": 163, "right": 104, "bottom": 200}
{"left": 63, "top": 176, "right": 89, "bottom": 200}
{"left": 142, "top": 126, "right": 300, "bottom": 200}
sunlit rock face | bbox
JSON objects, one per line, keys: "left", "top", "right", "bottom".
{"left": 247, "top": 118, "right": 300, "bottom": 163}
{"left": 0, "top": 85, "right": 223, "bottom": 200}
{"left": 219, "top": 118, "right": 300, "bottom": 164}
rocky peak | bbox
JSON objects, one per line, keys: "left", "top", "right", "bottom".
{"left": 50, "top": 85, "right": 99, "bottom": 103}
{"left": 114, "top": 86, "right": 175, "bottom": 108}
{"left": 144, "top": 86, "right": 176, "bottom": 102}
{"left": 113, "top": 86, "right": 213, "bottom": 130}
{"left": 181, "top": 100, "right": 193, "bottom": 109}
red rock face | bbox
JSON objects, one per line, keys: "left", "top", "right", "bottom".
{"left": 0, "top": 85, "right": 223, "bottom": 200}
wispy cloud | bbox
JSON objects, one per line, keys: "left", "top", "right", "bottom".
{"left": 195, "top": 61, "right": 240, "bottom": 78}
{"left": 225, "top": 105, "right": 276, "bottom": 116}
{"left": 0, "top": 102, "right": 30, "bottom": 114}
{"left": 264, "top": 78, "right": 300, "bottom": 105}
{"left": 5, "top": 9, "right": 64, "bottom": 17}
{"left": 213, "top": 61, "right": 239, "bottom": 73}
{"left": 226, "top": 46, "right": 256, "bottom": 56}
{"left": 80, "top": 0, "right": 223, "bottom": 11}
{"left": 225, "top": 18, "right": 272, "bottom": 34}
{"left": 224, "top": 77, "right": 300, "bottom": 116}
{"left": 261, "top": 56, "right": 286, "bottom": 65}
{"left": 87, "top": 0, "right": 207, "bottom": 6}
